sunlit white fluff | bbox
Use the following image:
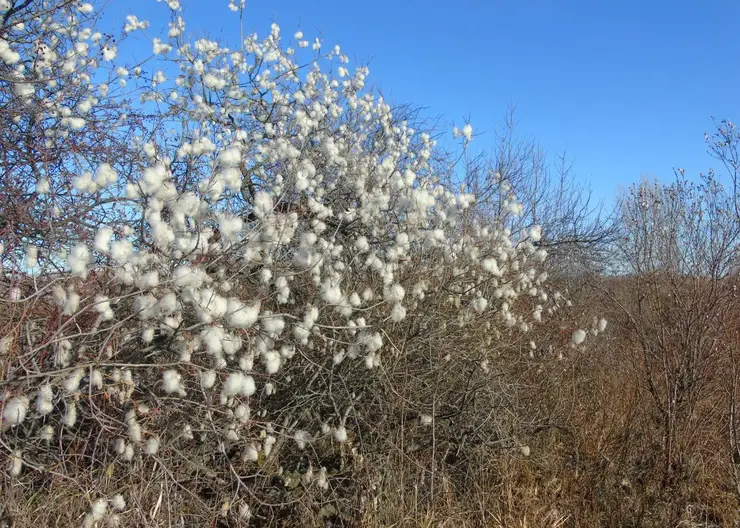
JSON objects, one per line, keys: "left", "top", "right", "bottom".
{"left": 36, "top": 384, "right": 54, "bottom": 416}
{"left": 162, "top": 369, "right": 185, "bottom": 395}
{"left": 2, "top": 395, "right": 29, "bottom": 426}
{"left": 67, "top": 243, "right": 91, "bottom": 278}
{"left": 8, "top": 450, "right": 22, "bottom": 477}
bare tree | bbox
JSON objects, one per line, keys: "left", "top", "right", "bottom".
{"left": 608, "top": 172, "right": 740, "bottom": 495}
{"left": 457, "top": 106, "right": 618, "bottom": 283}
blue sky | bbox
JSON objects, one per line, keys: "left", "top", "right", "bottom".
{"left": 105, "top": 0, "right": 740, "bottom": 207}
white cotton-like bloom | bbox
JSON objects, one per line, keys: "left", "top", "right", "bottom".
{"left": 0, "top": 335, "right": 11, "bottom": 353}
{"left": 2, "top": 395, "right": 29, "bottom": 426}
{"left": 519, "top": 445, "right": 531, "bottom": 457}
{"left": 124, "top": 14, "right": 149, "bottom": 32}
{"left": 333, "top": 426, "right": 348, "bottom": 443}
{"left": 77, "top": 2, "right": 94, "bottom": 14}
{"left": 572, "top": 329, "right": 586, "bottom": 346}
{"left": 152, "top": 37, "right": 170, "bottom": 54}
{"left": 94, "top": 226, "right": 114, "bottom": 253}
{"left": 320, "top": 280, "right": 343, "bottom": 305}
{"left": 262, "top": 350, "right": 281, "bottom": 374}
{"left": 101, "top": 45, "right": 117, "bottom": 61}
{"left": 137, "top": 271, "right": 160, "bottom": 290}
{"left": 461, "top": 123, "right": 473, "bottom": 141}
{"left": 384, "top": 283, "right": 405, "bottom": 303}
{"left": 482, "top": 258, "right": 502, "bottom": 276}
{"left": 420, "top": 414, "right": 433, "bottom": 426}
{"left": 122, "top": 443, "right": 135, "bottom": 461}
{"left": 162, "top": 370, "right": 184, "bottom": 395}
{"left": 62, "top": 290, "right": 80, "bottom": 315}
{"left": 198, "top": 288, "right": 228, "bottom": 323}
{"left": 127, "top": 419, "right": 142, "bottom": 443}
{"left": 182, "top": 424, "right": 194, "bottom": 440}
{"left": 35, "top": 178, "right": 50, "bottom": 195}
{"left": 40, "top": 425, "right": 54, "bottom": 442}
{"left": 260, "top": 315, "right": 285, "bottom": 335}
{"left": 316, "top": 467, "right": 329, "bottom": 490}
{"left": 363, "top": 332, "right": 383, "bottom": 353}
{"left": 13, "top": 81, "right": 34, "bottom": 99}
{"left": 354, "top": 236, "right": 369, "bottom": 252}
{"left": 95, "top": 163, "right": 117, "bottom": 187}
{"left": 390, "top": 303, "right": 406, "bottom": 322}
{"left": 134, "top": 294, "right": 158, "bottom": 320}
{"left": 234, "top": 404, "right": 250, "bottom": 421}
{"left": 63, "top": 402, "right": 77, "bottom": 427}
{"left": 36, "top": 384, "right": 54, "bottom": 416}
{"left": 90, "top": 369, "right": 104, "bottom": 390}
{"left": 8, "top": 287, "right": 21, "bottom": 301}
{"left": 293, "top": 324, "right": 310, "bottom": 344}
{"left": 252, "top": 191, "right": 273, "bottom": 218}
{"left": 530, "top": 225, "right": 542, "bottom": 242}
{"left": 8, "top": 450, "right": 22, "bottom": 477}
{"left": 201, "top": 369, "right": 217, "bottom": 389}
{"left": 203, "top": 73, "right": 226, "bottom": 90}
{"left": 110, "top": 239, "right": 133, "bottom": 263}
{"left": 114, "top": 438, "right": 127, "bottom": 455}
{"left": 67, "top": 117, "right": 86, "bottom": 130}
{"left": 481, "top": 359, "right": 490, "bottom": 373}
{"left": 243, "top": 444, "right": 259, "bottom": 462}
{"left": 64, "top": 368, "right": 85, "bottom": 394}
{"left": 226, "top": 299, "right": 260, "bottom": 328}
{"left": 172, "top": 265, "right": 205, "bottom": 288}
{"left": 218, "top": 146, "right": 241, "bottom": 167}
{"left": 25, "top": 245, "right": 38, "bottom": 268}
{"left": 200, "top": 325, "right": 226, "bottom": 355}
{"left": 73, "top": 172, "right": 97, "bottom": 193}
{"left": 294, "top": 430, "right": 313, "bottom": 449}
{"left": 221, "top": 372, "right": 255, "bottom": 398}
{"left": 110, "top": 494, "right": 126, "bottom": 512}
{"left": 90, "top": 498, "right": 107, "bottom": 521}
{"left": 0, "top": 38, "right": 20, "bottom": 65}
{"left": 144, "top": 437, "right": 160, "bottom": 455}
{"left": 598, "top": 318, "right": 608, "bottom": 332}
{"left": 471, "top": 297, "right": 488, "bottom": 313}
{"left": 454, "top": 123, "right": 473, "bottom": 141}
{"left": 218, "top": 213, "right": 243, "bottom": 240}
{"left": 365, "top": 351, "right": 381, "bottom": 369}
{"left": 67, "top": 243, "right": 91, "bottom": 278}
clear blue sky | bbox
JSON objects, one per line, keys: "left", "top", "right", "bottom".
{"left": 105, "top": 0, "right": 740, "bottom": 207}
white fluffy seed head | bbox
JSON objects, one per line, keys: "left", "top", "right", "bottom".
{"left": 334, "top": 426, "right": 348, "bottom": 443}
{"left": 144, "top": 437, "right": 160, "bottom": 455}
{"left": 63, "top": 402, "right": 77, "bottom": 427}
{"left": 110, "top": 494, "right": 126, "bottom": 511}
{"left": 162, "top": 369, "right": 183, "bottom": 394}
{"left": 2, "top": 395, "right": 29, "bottom": 426}
{"left": 36, "top": 384, "right": 54, "bottom": 416}
{"left": 8, "top": 450, "right": 22, "bottom": 477}
{"left": 91, "top": 498, "right": 108, "bottom": 521}
{"left": 572, "top": 329, "right": 586, "bottom": 346}
{"left": 201, "top": 369, "right": 217, "bottom": 389}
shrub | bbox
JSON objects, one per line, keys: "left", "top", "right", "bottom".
{"left": 0, "top": 1, "right": 576, "bottom": 524}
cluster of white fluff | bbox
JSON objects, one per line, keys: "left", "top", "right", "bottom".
{"left": 571, "top": 317, "right": 608, "bottom": 347}
{"left": 0, "top": 0, "right": 593, "bottom": 511}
